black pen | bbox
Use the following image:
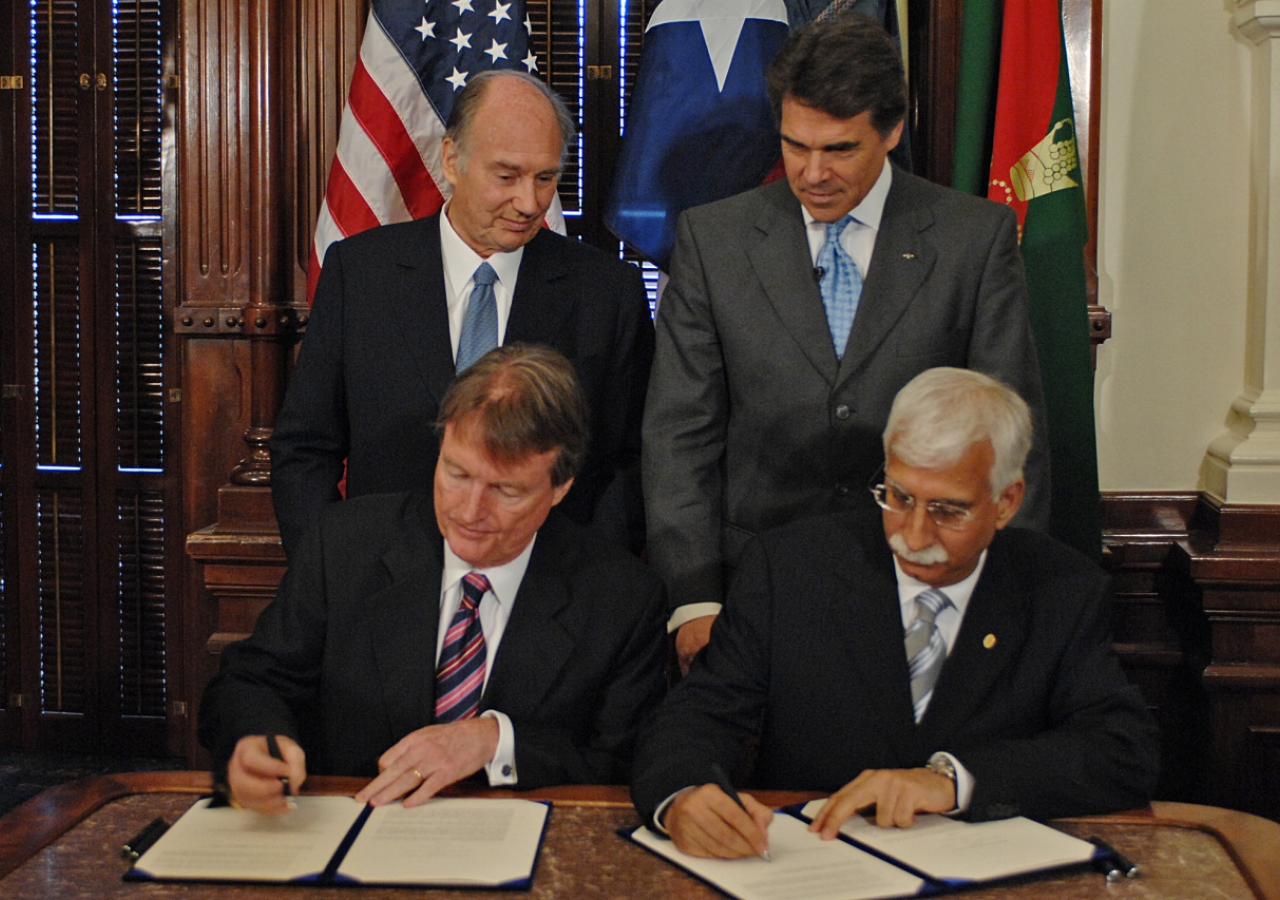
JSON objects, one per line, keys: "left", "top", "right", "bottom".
{"left": 1088, "top": 836, "right": 1140, "bottom": 880}
{"left": 121, "top": 816, "right": 169, "bottom": 860}
{"left": 709, "top": 762, "right": 771, "bottom": 861}
{"left": 266, "top": 733, "right": 291, "bottom": 798}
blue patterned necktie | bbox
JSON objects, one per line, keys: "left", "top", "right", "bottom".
{"left": 435, "top": 573, "right": 489, "bottom": 723}
{"left": 904, "top": 588, "right": 952, "bottom": 723}
{"left": 816, "top": 216, "right": 863, "bottom": 358}
{"left": 456, "top": 262, "right": 498, "bottom": 373}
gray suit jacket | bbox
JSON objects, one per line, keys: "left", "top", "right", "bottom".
{"left": 643, "top": 171, "right": 1049, "bottom": 612}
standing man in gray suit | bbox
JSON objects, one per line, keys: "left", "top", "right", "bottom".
{"left": 644, "top": 13, "right": 1050, "bottom": 672}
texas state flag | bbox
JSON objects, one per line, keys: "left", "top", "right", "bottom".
{"left": 605, "top": 0, "right": 790, "bottom": 271}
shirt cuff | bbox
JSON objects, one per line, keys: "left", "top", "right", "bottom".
{"left": 652, "top": 787, "right": 694, "bottom": 834}
{"left": 481, "top": 710, "right": 517, "bottom": 786}
{"left": 936, "top": 752, "right": 974, "bottom": 814}
{"left": 667, "top": 603, "right": 723, "bottom": 633}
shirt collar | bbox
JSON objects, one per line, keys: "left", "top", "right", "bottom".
{"left": 801, "top": 158, "right": 893, "bottom": 232}
{"left": 441, "top": 533, "right": 537, "bottom": 610}
{"left": 893, "top": 548, "right": 988, "bottom": 618}
{"left": 439, "top": 202, "right": 525, "bottom": 294}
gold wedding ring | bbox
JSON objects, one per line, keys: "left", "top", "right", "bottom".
{"left": 411, "top": 768, "right": 424, "bottom": 782}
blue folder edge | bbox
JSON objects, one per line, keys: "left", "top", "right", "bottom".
{"left": 125, "top": 795, "right": 551, "bottom": 890}
{"left": 620, "top": 806, "right": 1106, "bottom": 899}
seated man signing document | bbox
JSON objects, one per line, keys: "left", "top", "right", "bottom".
{"left": 630, "top": 368, "right": 1159, "bottom": 858}
{"left": 200, "top": 345, "right": 668, "bottom": 813}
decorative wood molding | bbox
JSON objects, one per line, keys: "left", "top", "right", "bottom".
{"left": 1103, "top": 491, "right": 1280, "bottom": 821}
{"left": 285, "top": 0, "right": 366, "bottom": 304}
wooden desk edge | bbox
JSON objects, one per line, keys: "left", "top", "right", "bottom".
{"left": 3, "top": 775, "right": 1277, "bottom": 900}
{"left": 1056, "top": 801, "right": 1280, "bottom": 900}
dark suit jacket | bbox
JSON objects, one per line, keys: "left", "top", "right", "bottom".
{"left": 631, "top": 513, "right": 1159, "bottom": 825}
{"left": 271, "top": 214, "right": 654, "bottom": 560}
{"left": 643, "top": 172, "right": 1050, "bottom": 612}
{"left": 199, "top": 493, "right": 669, "bottom": 788}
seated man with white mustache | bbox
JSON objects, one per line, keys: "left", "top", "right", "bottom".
{"left": 630, "top": 367, "right": 1158, "bottom": 860}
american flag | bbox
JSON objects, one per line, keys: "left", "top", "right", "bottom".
{"left": 308, "top": 0, "right": 564, "bottom": 302}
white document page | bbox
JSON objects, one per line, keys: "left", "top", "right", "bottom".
{"left": 631, "top": 812, "right": 925, "bottom": 900}
{"left": 335, "top": 797, "right": 550, "bottom": 886}
{"left": 799, "top": 800, "right": 1094, "bottom": 883}
{"left": 132, "top": 796, "right": 366, "bottom": 882}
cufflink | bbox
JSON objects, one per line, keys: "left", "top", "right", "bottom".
{"left": 502, "top": 764, "right": 513, "bottom": 777}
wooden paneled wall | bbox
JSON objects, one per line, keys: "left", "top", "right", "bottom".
{"left": 175, "top": 0, "right": 364, "bottom": 765}
{"left": 1105, "top": 495, "right": 1280, "bottom": 820}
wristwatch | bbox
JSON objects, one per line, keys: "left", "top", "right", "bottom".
{"left": 926, "top": 747, "right": 957, "bottom": 814}
{"left": 926, "top": 751, "right": 956, "bottom": 784}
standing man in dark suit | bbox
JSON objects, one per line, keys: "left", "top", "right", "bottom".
{"left": 202, "top": 346, "right": 668, "bottom": 814}
{"left": 632, "top": 368, "right": 1156, "bottom": 858}
{"left": 644, "top": 13, "right": 1050, "bottom": 671}
{"left": 272, "top": 70, "right": 653, "bottom": 560}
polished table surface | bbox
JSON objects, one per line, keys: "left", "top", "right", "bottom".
{"left": 1, "top": 773, "right": 1278, "bottom": 899}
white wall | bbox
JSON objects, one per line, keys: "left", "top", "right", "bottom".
{"left": 1096, "top": 0, "right": 1252, "bottom": 491}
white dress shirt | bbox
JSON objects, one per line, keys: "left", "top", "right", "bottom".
{"left": 894, "top": 549, "right": 990, "bottom": 813}
{"left": 439, "top": 205, "right": 524, "bottom": 363}
{"left": 666, "top": 161, "right": 896, "bottom": 634}
{"left": 802, "top": 156, "right": 893, "bottom": 275}
{"left": 437, "top": 536, "right": 537, "bottom": 786}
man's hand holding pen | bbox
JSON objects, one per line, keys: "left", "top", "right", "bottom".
{"left": 664, "top": 783, "right": 774, "bottom": 860}
{"left": 227, "top": 733, "right": 306, "bottom": 814}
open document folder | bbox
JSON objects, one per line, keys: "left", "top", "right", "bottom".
{"left": 628, "top": 802, "right": 1099, "bottom": 900}
{"left": 125, "top": 795, "right": 550, "bottom": 888}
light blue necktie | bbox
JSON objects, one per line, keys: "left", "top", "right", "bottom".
{"left": 456, "top": 262, "right": 498, "bottom": 373}
{"left": 905, "top": 588, "right": 952, "bottom": 722}
{"left": 816, "top": 216, "right": 863, "bottom": 358}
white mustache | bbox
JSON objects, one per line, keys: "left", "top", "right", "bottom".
{"left": 888, "top": 533, "right": 949, "bottom": 565}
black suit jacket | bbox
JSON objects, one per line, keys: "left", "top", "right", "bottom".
{"left": 631, "top": 512, "right": 1159, "bottom": 825}
{"left": 271, "top": 215, "right": 654, "bottom": 559}
{"left": 199, "top": 493, "right": 668, "bottom": 788}
{"left": 643, "top": 173, "right": 1050, "bottom": 612}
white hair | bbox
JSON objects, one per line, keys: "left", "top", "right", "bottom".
{"left": 883, "top": 367, "right": 1032, "bottom": 496}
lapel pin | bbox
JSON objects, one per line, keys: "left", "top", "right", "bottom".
{"left": 902, "top": 252, "right": 916, "bottom": 259}
{"left": 983, "top": 634, "right": 997, "bottom": 649}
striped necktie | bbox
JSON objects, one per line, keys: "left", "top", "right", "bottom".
{"left": 456, "top": 262, "right": 498, "bottom": 373}
{"left": 904, "top": 588, "right": 951, "bottom": 723}
{"left": 434, "top": 572, "right": 489, "bottom": 722}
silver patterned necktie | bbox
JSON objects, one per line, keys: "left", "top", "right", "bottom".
{"left": 456, "top": 262, "right": 498, "bottom": 373}
{"left": 905, "top": 588, "right": 951, "bottom": 722}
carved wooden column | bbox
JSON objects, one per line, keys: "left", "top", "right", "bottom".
{"left": 176, "top": 0, "right": 363, "bottom": 762}
{"left": 183, "top": 0, "right": 292, "bottom": 658}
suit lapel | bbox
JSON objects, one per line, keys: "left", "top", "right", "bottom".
{"left": 837, "top": 171, "right": 936, "bottom": 388}
{"left": 505, "top": 231, "right": 574, "bottom": 346}
{"left": 919, "top": 535, "right": 1029, "bottom": 736}
{"left": 483, "top": 518, "right": 576, "bottom": 715}
{"left": 392, "top": 215, "right": 456, "bottom": 406}
{"left": 365, "top": 525, "right": 444, "bottom": 738}
{"left": 746, "top": 183, "right": 840, "bottom": 384}
{"left": 826, "top": 533, "right": 919, "bottom": 755}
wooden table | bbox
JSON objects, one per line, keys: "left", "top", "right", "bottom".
{"left": 1, "top": 773, "right": 1278, "bottom": 898}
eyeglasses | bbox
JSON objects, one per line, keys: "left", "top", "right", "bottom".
{"left": 869, "top": 480, "right": 977, "bottom": 531}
